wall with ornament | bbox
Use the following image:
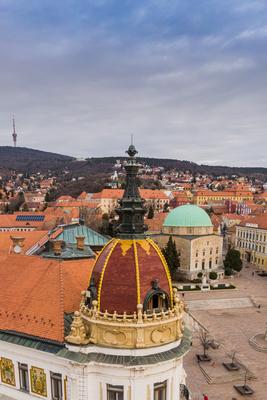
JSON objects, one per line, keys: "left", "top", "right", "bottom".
{"left": 0, "top": 338, "right": 187, "bottom": 400}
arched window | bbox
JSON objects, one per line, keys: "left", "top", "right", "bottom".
{"left": 143, "top": 280, "right": 170, "bottom": 312}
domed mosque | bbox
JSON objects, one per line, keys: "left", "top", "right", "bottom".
{"left": 66, "top": 144, "right": 191, "bottom": 400}
{"left": 154, "top": 204, "right": 223, "bottom": 280}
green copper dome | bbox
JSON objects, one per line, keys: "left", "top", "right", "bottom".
{"left": 163, "top": 204, "right": 212, "bottom": 227}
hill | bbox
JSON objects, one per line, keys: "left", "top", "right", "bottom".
{"left": 0, "top": 146, "right": 72, "bottom": 174}
{"left": 0, "top": 146, "right": 266, "bottom": 181}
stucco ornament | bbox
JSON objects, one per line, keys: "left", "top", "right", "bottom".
{"left": 65, "top": 311, "right": 90, "bottom": 345}
{"left": 0, "top": 357, "right": 15, "bottom": 386}
{"left": 30, "top": 366, "right": 47, "bottom": 397}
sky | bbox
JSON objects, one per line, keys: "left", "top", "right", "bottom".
{"left": 0, "top": 0, "right": 267, "bottom": 166}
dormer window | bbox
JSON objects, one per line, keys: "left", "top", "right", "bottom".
{"left": 85, "top": 276, "right": 97, "bottom": 307}
{"left": 143, "top": 280, "right": 170, "bottom": 313}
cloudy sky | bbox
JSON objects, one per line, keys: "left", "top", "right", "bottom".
{"left": 0, "top": 0, "right": 267, "bottom": 166}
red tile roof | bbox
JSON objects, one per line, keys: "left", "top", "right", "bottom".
{"left": 0, "top": 255, "right": 94, "bottom": 342}
{"left": 195, "top": 190, "right": 253, "bottom": 197}
{"left": 0, "top": 231, "right": 49, "bottom": 255}
{"left": 146, "top": 213, "right": 166, "bottom": 232}
{"left": 92, "top": 189, "right": 168, "bottom": 200}
{"left": 0, "top": 214, "right": 46, "bottom": 228}
{"left": 91, "top": 189, "right": 123, "bottom": 199}
{"left": 56, "top": 195, "right": 75, "bottom": 202}
{"left": 223, "top": 213, "right": 244, "bottom": 220}
{"left": 240, "top": 214, "right": 267, "bottom": 229}
{"left": 77, "top": 191, "right": 88, "bottom": 200}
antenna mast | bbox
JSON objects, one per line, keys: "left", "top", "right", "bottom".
{"left": 12, "top": 117, "right": 17, "bottom": 147}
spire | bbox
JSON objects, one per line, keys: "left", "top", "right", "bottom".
{"left": 115, "top": 143, "right": 147, "bottom": 238}
{"left": 12, "top": 117, "right": 17, "bottom": 147}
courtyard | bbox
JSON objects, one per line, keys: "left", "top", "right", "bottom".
{"left": 183, "top": 264, "right": 267, "bottom": 400}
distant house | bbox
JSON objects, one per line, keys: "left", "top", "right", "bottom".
{"left": 92, "top": 188, "right": 169, "bottom": 213}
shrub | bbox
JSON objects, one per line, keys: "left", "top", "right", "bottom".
{"left": 197, "top": 272, "right": 203, "bottom": 278}
{"left": 211, "top": 284, "right": 235, "bottom": 290}
{"left": 225, "top": 268, "right": 232, "bottom": 276}
{"left": 209, "top": 271, "right": 218, "bottom": 280}
{"left": 192, "top": 278, "right": 202, "bottom": 284}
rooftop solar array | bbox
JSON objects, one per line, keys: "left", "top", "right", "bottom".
{"left": 16, "top": 215, "right": 45, "bottom": 222}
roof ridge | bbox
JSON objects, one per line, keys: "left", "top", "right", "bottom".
{"left": 58, "top": 261, "right": 65, "bottom": 342}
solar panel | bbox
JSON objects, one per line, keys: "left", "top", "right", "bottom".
{"left": 16, "top": 215, "right": 45, "bottom": 222}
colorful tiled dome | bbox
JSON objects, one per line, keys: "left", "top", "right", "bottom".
{"left": 66, "top": 144, "right": 185, "bottom": 350}
{"left": 91, "top": 238, "right": 172, "bottom": 314}
{"left": 163, "top": 204, "right": 212, "bottom": 227}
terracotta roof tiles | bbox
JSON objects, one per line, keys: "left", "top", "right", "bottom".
{"left": 0, "top": 231, "right": 49, "bottom": 255}
{"left": 0, "top": 255, "right": 94, "bottom": 343}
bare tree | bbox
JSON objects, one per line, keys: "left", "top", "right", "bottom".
{"left": 198, "top": 329, "right": 211, "bottom": 360}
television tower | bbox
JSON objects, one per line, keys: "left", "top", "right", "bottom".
{"left": 12, "top": 118, "right": 17, "bottom": 147}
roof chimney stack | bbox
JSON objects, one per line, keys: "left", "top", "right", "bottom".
{"left": 10, "top": 236, "right": 25, "bottom": 254}
{"left": 51, "top": 240, "right": 63, "bottom": 256}
{"left": 76, "top": 236, "right": 85, "bottom": 251}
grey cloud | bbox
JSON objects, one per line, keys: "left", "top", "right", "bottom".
{"left": 0, "top": 1, "right": 266, "bottom": 167}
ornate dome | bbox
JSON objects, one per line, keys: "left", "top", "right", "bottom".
{"left": 163, "top": 204, "right": 212, "bottom": 228}
{"left": 66, "top": 144, "right": 185, "bottom": 350}
{"left": 90, "top": 237, "right": 172, "bottom": 314}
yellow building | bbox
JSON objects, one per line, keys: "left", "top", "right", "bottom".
{"left": 152, "top": 204, "right": 223, "bottom": 280}
{"left": 193, "top": 190, "right": 253, "bottom": 205}
{"left": 235, "top": 215, "right": 267, "bottom": 270}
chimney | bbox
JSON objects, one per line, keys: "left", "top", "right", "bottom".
{"left": 76, "top": 236, "right": 85, "bottom": 251}
{"left": 51, "top": 240, "right": 63, "bottom": 256}
{"left": 10, "top": 236, "right": 25, "bottom": 254}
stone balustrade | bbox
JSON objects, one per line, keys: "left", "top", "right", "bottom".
{"left": 66, "top": 292, "right": 185, "bottom": 349}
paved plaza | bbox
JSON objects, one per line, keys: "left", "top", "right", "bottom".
{"left": 183, "top": 264, "right": 267, "bottom": 400}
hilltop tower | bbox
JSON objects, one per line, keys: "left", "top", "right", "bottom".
{"left": 12, "top": 118, "right": 17, "bottom": 147}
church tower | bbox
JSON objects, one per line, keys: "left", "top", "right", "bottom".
{"left": 66, "top": 144, "right": 191, "bottom": 400}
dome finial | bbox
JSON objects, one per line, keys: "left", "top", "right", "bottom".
{"left": 126, "top": 134, "right": 138, "bottom": 158}
{"left": 115, "top": 141, "right": 147, "bottom": 238}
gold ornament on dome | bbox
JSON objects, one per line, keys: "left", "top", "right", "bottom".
{"left": 103, "top": 329, "right": 127, "bottom": 346}
{"left": 0, "top": 357, "right": 15, "bottom": 386}
{"left": 65, "top": 311, "right": 90, "bottom": 345}
{"left": 151, "top": 327, "right": 171, "bottom": 344}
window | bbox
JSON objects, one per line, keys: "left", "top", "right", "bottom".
{"left": 51, "top": 373, "right": 63, "bottom": 400}
{"left": 209, "top": 259, "right": 212, "bottom": 268}
{"left": 195, "top": 262, "right": 198, "bottom": 269}
{"left": 215, "top": 257, "right": 218, "bottom": 265}
{"left": 216, "top": 247, "right": 219, "bottom": 254}
{"left": 107, "top": 384, "right": 123, "bottom": 400}
{"left": 210, "top": 248, "right": 212, "bottom": 255}
{"left": 148, "top": 292, "right": 168, "bottom": 311}
{"left": 154, "top": 381, "right": 167, "bottom": 400}
{"left": 143, "top": 280, "right": 170, "bottom": 312}
{"left": 19, "top": 363, "right": 29, "bottom": 392}
{"left": 202, "top": 260, "right": 205, "bottom": 270}
{"left": 202, "top": 250, "right": 205, "bottom": 256}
